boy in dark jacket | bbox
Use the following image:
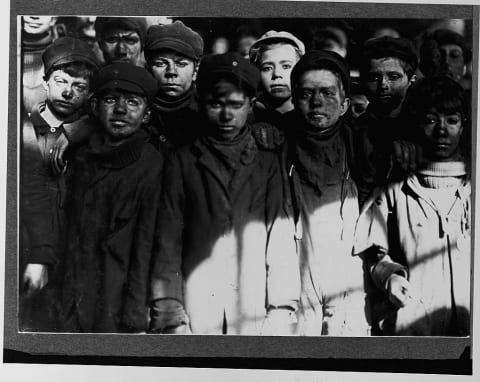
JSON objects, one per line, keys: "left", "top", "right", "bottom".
{"left": 60, "top": 62, "right": 164, "bottom": 333}
{"left": 20, "top": 36, "right": 99, "bottom": 331}
{"left": 149, "top": 53, "right": 300, "bottom": 335}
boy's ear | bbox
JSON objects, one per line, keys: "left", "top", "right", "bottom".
{"left": 90, "top": 97, "right": 100, "bottom": 117}
{"left": 142, "top": 107, "right": 151, "bottom": 124}
{"left": 339, "top": 97, "right": 350, "bottom": 117}
{"left": 191, "top": 61, "right": 199, "bottom": 82}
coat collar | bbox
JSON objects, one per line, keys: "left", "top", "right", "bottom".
{"left": 30, "top": 101, "right": 84, "bottom": 135}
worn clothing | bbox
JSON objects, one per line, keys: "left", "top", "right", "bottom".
{"left": 148, "top": 89, "right": 202, "bottom": 154}
{"left": 61, "top": 128, "right": 164, "bottom": 333}
{"left": 354, "top": 166, "right": 471, "bottom": 336}
{"left": 150, "top": 127, "right": 300, "bottom": 335}
{"left": 283, "top": 116, "right": 370, "bottom": 336}
{"left": 20, "top": 102, "right": 83, "bottom": 331}
{"left": 351, "top": 108, "right": 410, "bottom": 207}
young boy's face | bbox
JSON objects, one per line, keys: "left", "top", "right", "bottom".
{"left": 420, "top": 109, "right": 463, "bottom": 161}
{"left": 44, "top": 69, "right": 90, "bottom": 118}
{"left": 148, "top": 49, "right": 197, "bottom": 100}
{"left": 94, "top": 90, "right": 150, "bottom": 145}
{"left": 258, "top": 43, "right": 298, "bottom": 102}
{"left": 364, "top": 57, "right": 412, "bottom": 116}
{"left": 293, "top": 69, "right": 349, "bottom": 131}
{"left": 100, "top": 28, "right": 143, "bottom": 65}
{"left": 203, "top": 79, "right": 252, "bottom": 141}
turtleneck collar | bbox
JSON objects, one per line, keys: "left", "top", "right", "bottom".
{"left": 416, "top": 161, "right": 467, "bottom": 189}
{"left": 87, "top": 128, "right": 149, "bottom": 169}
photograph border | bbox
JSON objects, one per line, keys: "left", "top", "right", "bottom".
{"left": 4, "top": 0, "right": 478, "bottom": 373}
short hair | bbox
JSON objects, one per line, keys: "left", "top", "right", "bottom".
{"left": 198, "top": 73, "right": 256, "bottom": 101}
{"left": 292, "top": 63, "right": 347, "bottom": 102}
{"left": 251, "top": 41, "right": 302, "bottom": 67}
{"left": 44, "top": 61, "right": 98, "bottom": 83}
{"left": 404, "top": 76, "right": 468, "bottom": 122}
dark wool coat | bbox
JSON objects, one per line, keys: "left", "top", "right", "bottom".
{"left": 150, "top": 135, "right": 299, "bottom": 335}
{"left": 61, "top": 128, "right": 164, "bottom": 333}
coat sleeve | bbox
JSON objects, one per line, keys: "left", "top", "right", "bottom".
{"left": 121, "top": 160, "right": 165, "bottom": 331}
{"left": 21, "top": 118, "right": 58, "bottom": 267}
{"left": 150, "top": 151, "right": 186, "bottom": 304}
{"left": 264, "top": 154, "right": 300, "bottom": 310}
{"left": 353, "top": 185, "right": 408, "bottom": 292}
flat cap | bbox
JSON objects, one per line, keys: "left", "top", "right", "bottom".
{"left": 42, "top": 36, "right": 100, "bottom": 75}
{"left": 94, "top": 17, "right": 147, "bottom": 46}
{"left": 196, "top": 52, "right": 260, "bottom": 95}
{"left": 362, "top": 36, "right": 418, "bottom": 73}
{"left": 249, "top": 30, "right": 305, "bottom": 62}
{"left": 92, "top": 61, "right": 158, "bottom": 99}
{"left": 291, "top": 50, "right": 351, "bottom": 97}
{"left": 145, "top": 21, "right": 204, "bottom": 60}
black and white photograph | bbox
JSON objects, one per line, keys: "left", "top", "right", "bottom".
{"left": 2, "top": 0, "right": 479, "bottom": 378}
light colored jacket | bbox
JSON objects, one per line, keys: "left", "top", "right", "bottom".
{"left": 354, "top": 174, "right": 471, "bottom": 335}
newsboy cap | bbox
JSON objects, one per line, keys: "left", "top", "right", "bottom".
{"left": 145, "top": 21, "right": 204, "bottom": 60}
{"left": 92, "top": 61, "right": 158, "bottom": 99}
{"left": 362, "top": 36, "right": 418, "bottom": 73}
{"left": 196, "top": 52, "right": 260, "bottom": 96}
{"left": 42, "top": 36, "right": 100, "bottom": 75}
{"left": 249, "top": 30, "right": 305, "bottom": 62}
{"left": 94, "top": 17, "right": 147, "bottom": 46}
{"left": 291, "top": 50, "right": 351, "bottom": 97}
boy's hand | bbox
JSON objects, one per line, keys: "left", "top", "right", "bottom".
{"left": 386, "top": 274, "right": 411, "bottom": 308}
{"left": 50, "top": 132, "right": 69, "bottom": 175}
{"left": 23, "top": 264, "right": 48, "bottom": 297}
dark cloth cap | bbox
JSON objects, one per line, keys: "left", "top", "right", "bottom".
{"left": 145, "top": 21, "right": 204, "bottom": 60}
{"left": 42, "top": 36, "right": 100, "bottom": 74}
{"left": 362, "top": 36, "right": 418, "bottom": 73}
{"left": 291, "top": 50, "right": 351, "bottom": 97}
{"left": 92, "top": 61, "right": 158, "bottom": 99}
{"left": 196, "top": 52, "right": 260, "bottom": 95}
{"left": 95, "top": 17, "right": 147, "bottom": 46}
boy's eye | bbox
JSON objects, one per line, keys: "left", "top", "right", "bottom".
{"left": 54, "top": 78, "right": 67, "bottom": 85}
{"left": 102, "top": 97, "right": 116, "bottom": 104}
{"left": 260, "top": 65, "right": 273, "bottom": 72}
{"left": 73, "top": 84, "right": 88, "bottom": 92}
{"left": 124, "top": 37, "right": 139, "bottom": 45}
{"left": 127, "top": 99, "right": 140, "bottom": 107}
{"left": 282, "top": 63, "right": 292, "bottom": 70}
{"left": 153, "top": 60, "right": 167, "bottom": 68}
{"left": 366, "top": 73, "right": 380, "bottom": 83}
{"left": 446, "top": 116, "right": 461, "bottom": 125}
{"left": 175, "top": 60, "right": 189, "bottom": 68}
{"left": 388, "top": 73, "right": 402, "bottom": 81}
{"left": 105, "top": 36, "right": 119, "bottom": 44}
{"left": 299, "top": 90, "right": 313, "bottom": 99}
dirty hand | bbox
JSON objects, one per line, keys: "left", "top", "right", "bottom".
{"left": 49, "top": 132, "right": 69, "bottom": 175}
{"left": 387, "top": 274, "right": 411, "bottom": 308}
{"left": 23, "top": 264, "right": 48, "bottom": 297}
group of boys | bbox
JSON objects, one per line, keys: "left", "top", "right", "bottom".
{"left": 21, "top": 17, "right": 471, "bottom": 336}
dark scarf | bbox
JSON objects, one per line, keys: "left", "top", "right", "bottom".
{"left": 201, "top": 125, "right": 257, "bottom": 172}
{"left": 151, "top": 89, "right": 195, "bottom": 114}
{"left": 293, "top": 120, "right": 346, "bottom": 190}
{"left": 87, "top": 129, "right": 149, "bottom": 169}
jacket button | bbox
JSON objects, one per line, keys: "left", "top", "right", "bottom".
{"left": 50, "top": 127, "right": 56, "bottom": 133}
{"left": 159, "top": 135, "right": 167, "bottom": 143}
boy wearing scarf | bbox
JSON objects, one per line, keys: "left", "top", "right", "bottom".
{"left": 285, "top": 50, "right": 369, "bottom": 336}
{"left": 60, "top": 62, "right": 164, "bottom": 333}
{"left": 149, "top": 52, "right": 300, "bottom": 335}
